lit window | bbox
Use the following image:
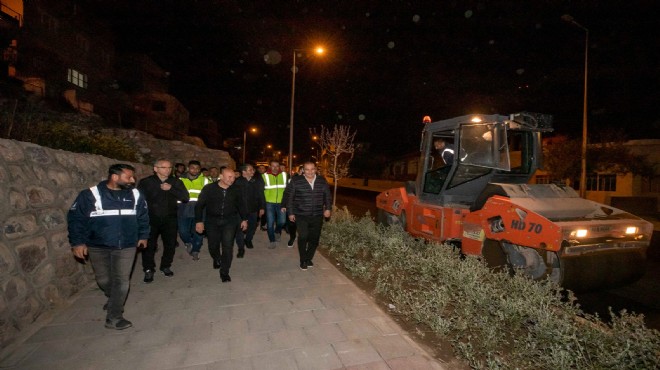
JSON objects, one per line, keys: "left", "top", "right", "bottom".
{"left": 67, "top": 68, "right": 87, "bottom": 88}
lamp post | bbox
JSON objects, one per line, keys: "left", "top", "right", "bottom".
{"left": 562, "top": 14, "right": 589, "bottom": 198}
{"left": 288, "top": 46, "right": 325, "bottom": 172}
{"left": 242, "top": 127, "right": 257, "bottom": 164}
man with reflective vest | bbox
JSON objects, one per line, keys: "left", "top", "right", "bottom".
{"left": 262, "top": 160, "right": 288, "bottom": 248}
{"left": 67, "top": 163, "right": 150, "bottom": 330}
{"left": 178, "top": 160, "right": 210, "bottom": 260}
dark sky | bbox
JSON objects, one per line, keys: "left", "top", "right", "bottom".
{"left": 83, "top": 0, "right": 660, "bottom": 156}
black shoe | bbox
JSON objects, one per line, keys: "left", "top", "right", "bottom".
{"left": 237, "top": 250, "right": 245, "bottom": 258}
{"left": 144, "top": 269, "right": 154, "bottom": 283}
{"left": 300, "top": 261, "right": 308, "bottom": 270}
{"left": 221, "top": 274, "right": 231, "bottom": 282}
{"left": 306, "top": 260, "right": 314, "bottom": 267}
{"left": 260, "top": 226, "right": 267, "bottom": 231}
{"left": 103, "top": 302, "right": 108, "bottom": 311}
{"left": 287, "top": 238, "right": 295, "bottom": 247}
{"left": 160, "top": 267, "right": 174, "bottom": 277}
{"left": 245, "top": 240, "right": 254, "bottom": 249}
{"left": 213, "top": 259, "right": 221, "bottom": 269}
{"left": 105, "top": 318, "right": 132, "bottom": 330}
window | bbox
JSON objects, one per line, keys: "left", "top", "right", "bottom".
{"left": 67, "top": 68, "right": 87, "bottom": 88}
{"left": 585, "top": 174, "right": 617, "bottom": 192}
{"left": 535, "top": 175, "right": 551, "bottom": 184}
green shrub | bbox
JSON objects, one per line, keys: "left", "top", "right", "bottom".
{"left": 321, "top": 208, "right": 660, "bottom": 369}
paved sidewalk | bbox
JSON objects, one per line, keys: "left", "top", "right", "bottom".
{"left": 0, "top": 229, "right": 446, "bottom": 370}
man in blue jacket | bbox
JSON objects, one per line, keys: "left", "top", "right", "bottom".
{"left": 67, "top": 163, "right": 150, "bottom": 330}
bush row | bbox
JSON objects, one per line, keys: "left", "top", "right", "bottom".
{"left": 1, "top": 100, "right": 137, "bottom": 162}
{"left": 320, "top": 209, "right": 660, "bottom": 369}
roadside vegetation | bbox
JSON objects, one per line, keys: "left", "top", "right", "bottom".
{"left": 321, "top": 209, "right": 660, "bottom": 369}
{"left": 1, "top": 98, "right": 137, "bottom": 162}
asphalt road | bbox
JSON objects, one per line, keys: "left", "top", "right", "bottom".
{"left": 334, "top": 186, "right": 660, "bottom": 330}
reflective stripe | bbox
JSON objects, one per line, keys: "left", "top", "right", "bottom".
{"left": 189, "top": 189, "right": 202, "bottom": 194}
{"left": 90, "top": 210, "right": 137, "bottom": 217}
{"left": 263, "top": 172, "right": 287, "bottom": 189}
{"left": 89, "top": 186, "right": 140, "bottom": 216}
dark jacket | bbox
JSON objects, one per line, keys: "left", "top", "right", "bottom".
{"left": 137, "top": 174, "right": 189, "bottom": 218}
{"left": 67, "top": 180, "right": 150, "bottom": 248}
{"left": 195, "top": 182, "right": 248, "bottom": 223}
{"left": 234, "top": 176, "right": 265, "bottom": 213}
{"left": 283, "top": 175, "right": 332, "bottom": 216}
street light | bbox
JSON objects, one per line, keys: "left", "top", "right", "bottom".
{"left": 562, "top": 14, "right": 589, "bottom": 198}
{"left": 289, "top": 46, "right": 325, "bottom": 172}
{"left": 242, "top": 127, "right": 257, "bottom": 164}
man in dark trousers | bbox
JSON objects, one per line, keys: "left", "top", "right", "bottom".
{"left": 282, "top": 161, "right": 332, "bottom": 270}
{"left": 233, "top": 163, "right": 265, "bottom": 258}
{"left": 137, "top": 159, "right": 189, "bottom": 282}
{"left": 195, "top": 168, "right": 248, "bottom": 282}
{"left": 67, "top": 163, "right": 150, "bottom": 330}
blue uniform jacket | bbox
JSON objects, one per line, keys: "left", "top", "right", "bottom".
{"left": 67, "top": 180, "right": 150, "bottom": 248}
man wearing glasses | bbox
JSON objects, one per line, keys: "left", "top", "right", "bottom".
{"left": 137, "top": 159, "right": 189, "bottom": 282}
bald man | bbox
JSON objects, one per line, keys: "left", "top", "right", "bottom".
{"left": 195, "top": 168, "right": 248, "bottom": 282}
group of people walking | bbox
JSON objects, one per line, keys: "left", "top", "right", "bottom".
{"left": 66, "top": 158, "right": 332, "bottom": 330}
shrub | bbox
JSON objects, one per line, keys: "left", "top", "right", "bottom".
{"left": 321, "top": 209, "right": 660, "bottom": 369}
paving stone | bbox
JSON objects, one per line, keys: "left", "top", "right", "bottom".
{"left": 282, "top": 310, "right": 319, "bottom": 329}
{"left": 312, "top": 307, "right": 349, "bottom": 324}
{"left": 387, "top": 354, "right": 446, "bottom": 370}
{"left": 333, "top": 338, "right": 383, "bottom": 367}
{"left": 293, "top": 343, "right": 343, "bottom": 370}
{"left": 268, "top": 328, "right": 309, "bottom": 351}
{"left": 250, "top": 349, "right": 299, "bottom": 370}
{"left": 344, "top": 360, "right": 391, "bottom": 369}
{"left": 304, "top": 323, "right": 347, "bottom": 345}
{"left": 247, "top": 315, "right": 286, "bottom": 333}
{"left": 338, "top": 319, "right": 382, "bottom": 340}
{"left": 368, "top": 334, "right": 417, "bottom": 360}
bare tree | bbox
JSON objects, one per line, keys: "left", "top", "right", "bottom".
{"left": 320, "top": 124, "right": 357, "bottom": 206}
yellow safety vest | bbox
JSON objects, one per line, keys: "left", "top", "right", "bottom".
{"left": 262, "top": 172, "right": 287, "bottom": 203}
{"left": 180, "top": 175, "right": 210, "bottom": 202}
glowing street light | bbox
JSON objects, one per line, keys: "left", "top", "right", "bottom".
{"left": 289, "top": 46, "right": 326, "bottom": 171}
{"left": 562, "top": 14, "right": 589, "bottom": 198}
{"left": 242, "top": 127, "right": 257, "bottom": 164}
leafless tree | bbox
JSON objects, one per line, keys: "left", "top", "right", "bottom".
{"left": 320, "top": 124, "right": 356, "bottom": 206}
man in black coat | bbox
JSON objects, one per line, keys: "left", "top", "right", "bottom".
{"left": 282, "top": 161, "right": 332, "bottom": 270}
{"left": 137, "top": 159, "right": 189, "bottom": 282}
{"left": 233, "top": 164, "right": 265, "bottom": 257}
{"left": 195, "top": 168, "right": 248, "bottom": 282}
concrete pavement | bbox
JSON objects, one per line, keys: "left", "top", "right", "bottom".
{"left": 0, "top": 229, "right": 446, "bottom": 370}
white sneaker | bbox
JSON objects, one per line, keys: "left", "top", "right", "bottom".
{"left": 275, "top": 233, "right": 281, "bottom": 242}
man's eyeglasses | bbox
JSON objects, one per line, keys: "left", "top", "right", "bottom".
{"left": 156, "top": 166, "right": 172, "bottom": 169}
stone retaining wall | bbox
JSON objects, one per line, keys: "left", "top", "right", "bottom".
{"left": 106, "top": 129, "right": 235, "bottom": 169}
{"left": 0, "top": 137, "right": 169, "bottom": 350}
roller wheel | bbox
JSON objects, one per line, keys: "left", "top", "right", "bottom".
{"left": 377, "top": 209, "right": 406, "bottom": 231}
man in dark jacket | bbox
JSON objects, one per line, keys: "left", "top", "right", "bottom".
{"left": 233, "top": 164, "right": 265, "bottom": 258}
{"left": 67, "top": 163, "right": 150, "bottom": 330}
{"left": 195, "top": 168, "right": 248, "bottom": 282}
{"left": 282, "top": 161, "right": 332, "bottom": 270}
{"left": 137, "top": 159, "right": 189, "bottom": 282}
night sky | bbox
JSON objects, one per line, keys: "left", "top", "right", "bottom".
{"left": 83, "top": 0, "right": 660, "bottom": 156}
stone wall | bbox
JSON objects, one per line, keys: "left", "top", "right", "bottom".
{"left": 106, "top": 129, "right": 236, "bottom": 169}
{"left": 0, "top": 131, "right": 236, "bottom": 350}
{"left": 0, "top": 138, "right": 153, "bottom": 349}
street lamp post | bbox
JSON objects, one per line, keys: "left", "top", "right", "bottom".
{"left": 288, "top": 46, "right": 325, "bottom": 173}
{"left": 242, "top": 127, "right": 257, "bottom": 164}
{"left": 562, "top": 14, "right": 589, "bottom": 198}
